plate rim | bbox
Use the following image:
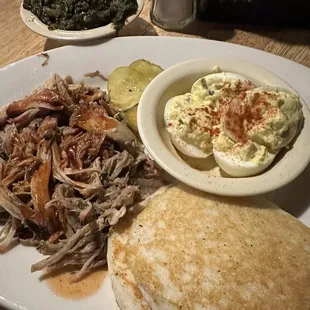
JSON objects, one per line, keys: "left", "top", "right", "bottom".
{"left": 1, "top": 36, "right": 309, "bottom": 73}
{"left": 0, "top": 36, "right": 309, "bottom": 310}
{"left": 138, "top": 57, "right": 310, "bottom": 196}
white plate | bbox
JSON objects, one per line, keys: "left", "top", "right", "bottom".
{"left": 20, "top": 0, "right": 144, "bottom": 41}
{"left": 0, "top": 37, "right": 309, "bottom": 310}
{"left": 138, "top": 58, "right": 310, "bottom": 196}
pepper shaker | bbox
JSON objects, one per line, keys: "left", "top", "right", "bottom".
{"left": 150, "top": 0, "right": 197, "bottom": 31}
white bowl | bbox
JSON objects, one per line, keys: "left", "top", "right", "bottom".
{"left": 138, "top": 58, "right": 310, "bottom": 197}
{"left": 20, "top": 0, "right": 144, "bottom": 41}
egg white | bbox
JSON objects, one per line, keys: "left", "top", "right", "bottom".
{"left": 213, "top": 149, "right": 277, "bottom": 177}
{"left": 191, "top": 72, "right": 253, "bottom": 99}
{"left": 164, "top": 97, "right": 212, "bottom": 159}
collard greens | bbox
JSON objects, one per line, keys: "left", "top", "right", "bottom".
{"left": 23, "top": 0, "right": 138, "bottom": 31}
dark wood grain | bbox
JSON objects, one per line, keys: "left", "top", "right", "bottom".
{"left": 0, "top": 0, "right": 309, "bottom": 68}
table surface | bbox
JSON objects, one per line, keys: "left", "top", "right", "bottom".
{"left": 0, "top": 1, "right": 309, "bottom": 310}
{"left": 0, "top": 0, "right": 310, "bottom": 69}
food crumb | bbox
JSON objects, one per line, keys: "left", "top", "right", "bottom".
{"left": 38, "top": 52, "right": 49, "bottom": 67}
{"left": 84, "top": 70, "right": 108, "bottom": 81}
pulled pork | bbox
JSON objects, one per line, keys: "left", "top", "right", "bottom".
{"left": 0, "top": 74, "right": 167, "bottom": 281}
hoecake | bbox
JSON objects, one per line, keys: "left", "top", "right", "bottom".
{"left": 125, "top": 185, "right": 310, "bottom": 310}
{"left": 108, "top": 186, "right": 171, "bottom": 310}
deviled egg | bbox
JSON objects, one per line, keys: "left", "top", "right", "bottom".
{"left": 191, "top": 72, "right": 255, "bottom": 102}
{"left": 212, "top": 131, "right": 277, "bottom": 177}
{"left": 164, "top": 93, "right": 214, "bottom": 158}
{"left": 164, "top": 69, "right": 304, "bottom": 177}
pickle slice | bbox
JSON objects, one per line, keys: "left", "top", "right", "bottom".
{"left": 123, "top": 105, "right": 138, "bottom": 133}
{"left": 107, "top": 67, "right": 149, "bottom": 111}
{"left": 130, "top": 59, "right": 163, "bottom": 81}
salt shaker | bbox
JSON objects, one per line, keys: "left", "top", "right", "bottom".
{"left": 150, "top": 0, "right": 197, "bottom": 31}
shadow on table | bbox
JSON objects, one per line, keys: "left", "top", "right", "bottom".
{"left": 177, "top": 19, "right": 310, "bottom": 46}
{"left": 43, "top": 16, "right": 310, "bottom": 54}
{"left": 272, "top": 162, "right": 310, "bottom": 218}
{"left": 175, "top": 20, "right": 236, "bottom": 41}
{"left": 237, "top": 24, "right": 310, "bottom": 46}
{"left": 43, "top": 17, "right": 158, "bottom": 52}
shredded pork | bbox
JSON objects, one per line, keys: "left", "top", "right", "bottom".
{"left": 0, "top": 74, "right": 167, "bottom": 281}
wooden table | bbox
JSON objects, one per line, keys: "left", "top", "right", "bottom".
{"left": 0, "top": 0, "right": 310, "bottom": 69}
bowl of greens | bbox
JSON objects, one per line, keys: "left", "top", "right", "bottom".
{"left": 20, "top": 0, "right": 144, "bottom": 41}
